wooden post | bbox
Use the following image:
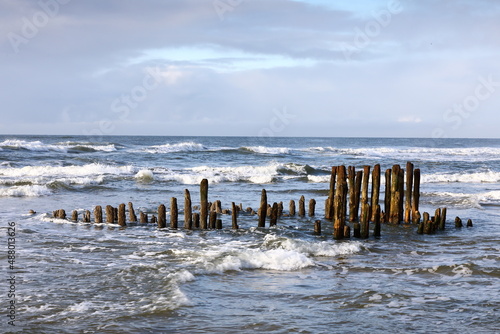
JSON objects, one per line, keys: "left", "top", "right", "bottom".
{"left": 150, "top": 215, "right": 157, "bottom": 225}
{"left": 267, "top": 204, "right": 272, "bottom": 217}
{"left": 158, "top": 204, "right": 166, "bottom": 228}
{"left": 455, "top": 217, "right": 463, "bottom": 228}
{"left": 440, "top": 208, "right": 447, "bottom": 230}
{"left": 360, "top": 165, "right": 371, "bottom": 225}
{"left": 193, "top": 212, "right": 200, "bottom": 229}
{"left": 278, "top": 201, "right": 283, "bottom": 217}
{"left": 298, "top": 195, "right": 305, "bottom": 217}
{"left": 313, "top": 220, "right": 321, "bottom": 235}
{"left": 83, "top": 210, "right": 91, "bottom": 223}
{"left": 118, "top": 203, "right": 126, "bottom": 226}
{"left": 373, "top": 205, "right": 381, "bottom": 237}
{"left": 404, "top": 162, "right": 414, "bottom": 223}
{"left": 412, "top": 168, "right": 421, "bottom": 223}
{"left": 398, "top": 168, "right": 405, "bottom": 222}
{"left": 348, "top": 166, "right": 357, "bottom": 222}
{"left": 360, "top": 202, "right": 370, "bottom": 239}
{"left": 434, "top": 208, "right": 442, "bottom": 231}
{"left": 353, "top": 223, "right": 361, "bottom": 238}
{"left": 466, "top": 219, "right": 473, "bottom": 227}
{"left": 71, "top": 210, "right": 78, "bottom": 221}
{"left": 140, "top": 212, "right": 148, "bottom": 224}
{"left": 94, "top": 206, "right": 103, "bottom": 224}
{"left": 258, "top": 189, "right": 267, "bottom": 227}
{"left": 354, "top": 170, "right": 363, "bottom": 221}
{"left": 423, "top": 212, "right": 432, "bottom": 234}
{"left": 308, "top": 198, "right": 316, "bottom": 217}
{"left": 184, "top": 189, "right": 193, "bottom": 230}
{"left": 412, "top": 210, "right": 421, "bottom": 225}
{"left": 326, "top": 166, "right": 337, "bottom": 220}
{"left": 270, "top": 202, "right": 278, "bottom": 227}
{"left": 209, "top": 210, "right": 217, "bottom": 229}
{"left": 333, "top": 165, "right": 347, "bottom": 240}
{"left": 216, "top": 219, "right": 222, "bottom": 230}
{"left": 200, "top": 179, "right": 209, "bottom": 230}
{"left": 370, "top": 164, "right": 381, "bottom": 222}
{"left": 384, "top": 168, "right": 391, "bottom": 222}
{"left": 128, "top": 202, "right": 138, "bottom": 222}
{"left": 231, "top": 202, "right": 239, "bottom": 229}
{"left": 389, "top": 165, "right": 401, "bottom": 224}
{"left": 170, "top": 197, "right": 178, "bottom": 229}
{"left": 106, "top": 205, "right": 114, "bottom": 224}
{"left": 344, "top": 225, "right": 351, "bottom": 238}
{"left": 289, "top": 199, "right": 296, "bottom": 216}
{"left": 113, "top": 207, "right": 118, "bottom": 223}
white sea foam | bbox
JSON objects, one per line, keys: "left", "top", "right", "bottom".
{"left": 307, "top": 175, "right": 330, "bottom": 183}
{"left": 0, "top": 185, "right": 52, "bottom": 197}
{"left": 135, "top": 169, "right": 154, "bottom": 181}
{"left": 242, "top": 146, "right": 291, "bottom": 154}
{"left": 422, "top": 170, "right": 500, "bottom": 183}
{"left": 0, "top": 163, "right": 134, "bottom": 179}
{"left": 0, "top": 139, "right": 117, "bottom": 152}
{"left": 142, "top": 141, "right": 206, "bottom": 154}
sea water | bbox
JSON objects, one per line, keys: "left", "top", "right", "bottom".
{"left": 0, "top": 135, "right": 499, "bottom": 333}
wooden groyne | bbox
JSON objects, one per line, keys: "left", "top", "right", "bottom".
{"left": 51, "top": 162, "right": 473, "bottom": 238}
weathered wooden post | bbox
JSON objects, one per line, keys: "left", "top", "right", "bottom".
{"left": 118, "top": 203, "right": 126, "bottom": 226}
{"left": 308, "top": 198, "right": 316, "bottom": 217}
{"left": 344, "top": 225, "right": 351, "bottom": 238}
{"left": 200, "top": 179, "right": 209, "bottom": 230}
{"left": 209, "top": 210, "right": 217, "bottom": 229}
{"left": 370, "top": 164, "right": 381, "bottom": 222}
{"left": 170, "top": 197, "right": 178, "bottom": 229}
{"left": 140, "top": 212, "right": 148, "bottom": 224}
{"left": 106, "top": 205, "right": 115, "bottom": 224}
{"left": 333, "top": 165, "right": 347, "bottom": 240}
{"left": 298, "top": 195, "right": 306, "bottom": 217}
{"left": 412, "top": 168, "right": 421, "bottom": 222}
{"left": 434, "top": 208, "right": 441, "bottom": 232}
{"left": 360, "top": 165, "right": 371, "bottom": 225}
{"left": 360, "top": 202, "right": 370, "bottom": 239}
{"left": 83, "top": 210, "right": 91, "bottom": 223}
{"left": 128, "top": 202, "right": 138, "bottom": 223}
{"left": 258, "top": 189, "right": 267, "bottom": 227}
{"left": 193, "top": 212, "right": 200, "bottom": 229}
{"left": 373, "top": 205, "right": 381, "bottom": 237}
{"left": 353, "top": 222, "right": 361, "bottom": 238}
{"left": 398, "top": 168, "right": 405, "bottom": 222}
{"left": 94, "top": 206, "right": 103, "bottom": 224}
{"left": 313, "top": 220, "right": 321, "bottom": 235}
{"left": 216, "top": 219, "right": 222, "bottom": 229}
{"left": 412, "top": 210, "right": 421, "bottom": 225}
{"left": 71, "top": 210, "right": 78, "bottom": 222}
{"left": 440, "top": 207, "right": 447, "bottom": 230}
{"left": 150, "top": 215, "right": 157, "bottom": 225}
{"left": 404, "top": 162, "right": 414, "bottom": 223}
{"left": 184, "top": 189, "right": 193, "bottom": 230}
{"left": 270, "top": 202, "right": 278, "bottom": 227}
{"left": 384, "top": 168, "right": 391, "bottom": 222}
{"left": 232, "top": 202, "right": 239, "bottom": 229}
{"left": 389, "top": 165, "right": 401, "bottom": 224}
{"left": 158, "top": 204, "right": 166, "bottom": 228}
{"left": 455, "top": 217, "right": 463, "bottom": 228}
{"left": 289, "top": 199, "right": 296, "bottom": 217}
{"left": 326, "top": 166, "right": 337, "bottom": 220}
{"left": 348, "top": 166, "right": 357, "bottom": 222}
{"left": 354, "top": 170, "right": 363, "bottom": 221}
{"left": 278, "top": 201, "right": 283, "bottom": 217}
{"left": 467, "top": 219, "right": 473, "bottom": 227}
{"left": 423, "top": 212, "right": 432, "bottom": 234}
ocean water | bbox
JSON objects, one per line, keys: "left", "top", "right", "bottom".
{"left": 0, "top": 135, "right": 499, "bottom": 334}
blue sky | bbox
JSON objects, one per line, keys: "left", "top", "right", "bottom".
{"left": 1, "top": 0, "right": 499, "bottom": 137}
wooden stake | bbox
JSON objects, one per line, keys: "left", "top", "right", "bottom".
{"left": 71, "top": 210, "right": 78, "bottom": 222}
{"left": 326, "top": 166, "right": 337, "bottom": 220}
{"left": 232, "top": 202, "right": 239, "bottom": 229}
{"left": 209, "top": 210, "right": 217, "bottom": 229}
{"left": 200, "top": 178, "right": 209, "bottom": 230}
{"left": 83, "top": 210, "right": 91, "bottom": 223}
{"left": 308, "top": 198, "right": 316, "bottom": 217}
{"left": 360, "top": 202, "right": 370, "bottom": 239}
{"left": 370, "top": 164, "right": 381, "bottom": 222}
{"left": 314, "top": 220, "right": 321, "bottom": 235}
{"left": 140, "top": 212, "right": 148, "bottom": 224}
{"left": 158, "top": 204, "right": 166, "bottom": 228}
{"left": 441, "top": 207, "right": 447, "bottom": 230}
{"left": 118, "top": 203, "right": 126, "bottom": 227}
{"left": 384, "top": 168, "right": 391, "bottom": 222}
{"left": 398, "top": 168, "right": 405, "bottom": 222}
{"left": 193, "top": 212, "right": 200, "bottom": 229}
{"left": 360, "top": 165, "right": 371, "bottom": 225}
{"left": 389, "top": 165, "right": 401, "bottom": 224}
{"left": 289, "top": 199, "right": 296, "bottom": 217}
{"left": 348, "top": 166, "right": 357, "bottom": 222}
{"left": 455, "top": 217, "right": 463, "bottom": 228}
{"left": 373, "top": 204, "right": 381, "bottom": 237}
{"left": 170, "top": 197, "right": 178, "bottom": 229}
{"left": 216, "top": 219, "right": 222, "bottom": 230}
{"left": 333, "top": 165, "right": 347, "bottom": 240}
{"left": 298, "top": 195, "right": 305, "bottom": 217}
{"left": 258, "top": 189, "right": 267, "bottom": 227}
{"left": 106, "top": 205, "right": 115, "bottom": 224}
{"left": 354, "top": 170, "right": 363, "bottom": 221}
{"left": 466, "top": 219, "right": 473, "bottom": 227}
{"left": 270, "top": 202, "right": 278, "bottom": 227}
{"left": 94, "top": 206, "right": 103, "bottom": 224}
{"left": 128, "top": 202, "right": 138, "bottom": 222}
{"left": 404, "top": 162, "right": 414, "bottom": 223}
{"left": 344, "top": 225, "right": 351, "bottom": 238}
{"left": 353, "top": 223, "right": 361, "bottom": 238}
{"left": 184, "top": 189, "right": 192, "bottom": 230}
{"left": 412, "top": 168, "right": 421, "bottom": 223}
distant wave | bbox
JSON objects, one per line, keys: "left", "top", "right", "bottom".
{"left": 0, "top": 139, "right": 117, "bottom": 153}
{"left": 422, "top": 170, "right": 500, "bottom": 183}
{"left": 241, "top": 146, "right": 291, "bottom": 155}
{"left": 0, "top": 184, "right": 52, "bottom": 197}
{"left": 141, "top": 141, "right": 207, "bottom": 154}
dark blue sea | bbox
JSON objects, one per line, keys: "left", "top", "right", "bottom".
{"left": 1, "top": 135, "right": 499, "bottom": 333}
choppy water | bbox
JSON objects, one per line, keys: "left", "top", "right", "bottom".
{"left": 0, "top": 135, "right": 499, "bottom": 333}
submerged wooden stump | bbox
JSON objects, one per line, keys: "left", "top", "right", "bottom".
{"left": 118, "top": 203, "right": 126, "bottom": 227}
{"left": 71, "top": 210, "right": 78, "bottom": 222}
{"left": 313, "top": 220, "right": 321, "bottom": 235}
{"left": 232, "top": 202, "right": 239, "bottom": 229}
{"left": 83, "top": 210, "right": 91, "bottom": 223}
{"left": 170, "top": 197, "right": 178, "bottom": 229}
{"left": 200, "top": 179, "right": 209, "bottom": 230}
{"left": 128, "top": 202, "right": 138, "bottom": 222}
{"left": 258, "top": 189, "right": 267, "bottom": 227}
{"left": 94, "top": 206, "right": 103, "bottom": 224}
{"left": 184, "top": 189, "right": 193, "bottom": 230}
{"left": 140, "top": 212, "right": 148, "bottom": 224}
{"left": 308, "top": 198, "right": 316, "bottom": 217}
{"left": 158, "top": 204, "right": 166, "bottom": 228}
{"left": 106, "top": 205, "right": 114, "bottom": 224}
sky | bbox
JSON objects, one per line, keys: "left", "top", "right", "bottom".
{"left": 1, "top": 0, "right": 500, "bottom": 138}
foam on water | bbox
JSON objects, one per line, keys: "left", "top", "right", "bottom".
{"left": 242, "top": 146, "right": 291, "bottom": 154}
{"left": 0, "top": 139, "right": 117, "bottom": 152}
{"left": 0, "top": 184, "right": 52, "bottom": 197}
{"left": 423, "top": 170, "right": 500, "bottom": 183}
{"left": 141, "top": 141, "right": 206, "bottom": 153}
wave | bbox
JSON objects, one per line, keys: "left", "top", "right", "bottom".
{"left": 241, "top": 146, "right": 291, "bottom": 155}
{"left": 0, "top": 139, "right": 117, "bottom": 153}
{"left": 0, "top": 185, "right": 52, "bottom": 197}
{"left": 141, "top": 141, "right": 207, "bottom": 154}
{"left": 424, "top": 190, "right": 500, "bottom": 208}
{"left": 422, "top": 170, "right": 500, "bottom": 183}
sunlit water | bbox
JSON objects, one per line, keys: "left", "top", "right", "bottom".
{"left": 1, "top": 136, "right": 499, "bottom": 333}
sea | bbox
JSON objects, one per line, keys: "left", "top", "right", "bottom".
{"left": 0, "top": 135, "right": 499, "bottom": 334}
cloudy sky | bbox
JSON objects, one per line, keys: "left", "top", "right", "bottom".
{"left": 1, "top": 0, "right": 499, "bottom": 137}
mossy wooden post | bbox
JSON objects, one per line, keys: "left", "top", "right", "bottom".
{"left": 314, "top": 220, "right": 321, "bottom": 235}
{"left": 333, "top": 165, "right": 347, "bottom": 240}
{"left": 348, "top": 166, "right": 357, "bottom": 221}
{"left": 258, "top": 189, "right": 267, "bottom": 227}
{"left": 71, "top": 210, "right": 78, "bottom": 222}
{"left": 278, "top": 201, "right": 283, "bottom": 217}
{"left": 412, "top": 210, "right": 421, "bottom": 225}
{"left": 412, "top": 168, "right": 421, "bottom": 223}
{"left": 360, "top": 202, "right": 370, "bottom": 239}
{"left": 440, "top": 207, "right": 447, "bottom": 230}
{"left": 83, "top": 210, "right": 91, "bottom": 223}
{"left": 150, "top": 215, "right": 157, "bottom": 225}
{"left": 270, "top": 202, "right": 278, "bottom": 227}
{"left": 308, "top": 198, "right": 316, "bottom": 217}
{"left": 200, "top": 179, "right": 209, "bottom": 230}
{"left": 404, "top": 162, "right": 414, "bottom": 223}
{"left": 184, "top": 189, "right": 193, "bottom": 230}
{"left": 158, "top": 204, "right": 166, "bottom": 228}
{"left": 326, "top": 166, "right": 337, "bottom": 220}
{"left": 231, "top": 202, "right": 239, "bottom": 229}
{"left": 384, "top": 169, "right": 391, "bottom": 222}
{"left": 373, "top": 204, "right": 381, "bottom": 237}
{"left": 298, "top": 195, "right": 306, "bottom": 217}
{"left": 193, "top": 212, "right": 200, "bottom": 229}
{"left": 370, "top": 164, "right": 381, "bottom": 222}
{"left": 434, "top": 208, "right": 441, "bottom": 232}
{"left": 398, "top": 168, "right": 405, "bottom": 222}
{"left": 170, "top": 197, "right": 178, "bottom": 229}
{"left": 389, "top": 165, "right": 401, "bottom": 224}
{"left": 94, "top": 206, "right": 103, "bottom": 224}
{"left": 128, "top": 202, "right": 137, "bottom": 223}
{"left": 209, "top": 211, "right": 217, "bottom": 229}
{"left": 289, "top": 199, "right": 296, "bottom": 217}
{"left": 354, "top": 170, "right": 363, "bottom": 220}
{"left": 360, "top": 165, "right": 371, "bottom": 225}
{"left": 140, "top": 212, "right": 148, "bottom": 224}
{"left": 118, "top": 203, "right": 126, "bottom": 227}
{"left": 106, "top": 205, "right": 115, "bottom": 224}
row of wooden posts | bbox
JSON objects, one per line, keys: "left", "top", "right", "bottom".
{"left": 51, "top": 162, "right": 472, "bottom": 238}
